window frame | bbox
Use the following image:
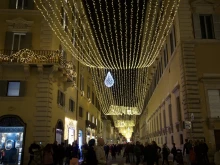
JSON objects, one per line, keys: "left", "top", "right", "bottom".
{"left": 69, "top": 99, "right": 75, "bottom": 112}
{"left": 12, "top": 33, "right": 26, "bottom": 51}
{"left": 199, "top": 14, "right": 215, "bottom": 39}
{"left": 16, "top": 0, "right": 27, "bottom": 9}
{"left": 7, "top": 81, "right": 21, "bottom": 97}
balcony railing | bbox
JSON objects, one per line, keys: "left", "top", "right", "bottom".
{"left": 0, "top": 49, "right": 77, "bottom": 79}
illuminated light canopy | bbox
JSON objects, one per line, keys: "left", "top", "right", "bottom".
{"left": 104, "top": 72, "right": 114, "bottom": 88}
{"left": 34, "top": 0, "right": 180, "bottom": 69}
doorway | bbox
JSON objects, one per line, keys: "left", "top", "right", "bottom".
{"left": 55, "top": 120, "right": 64, "bottom": 144}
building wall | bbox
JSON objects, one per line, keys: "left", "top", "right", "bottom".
{"left": 0, "top": 0, "right": 102, "bottom": 164}
{"left": 139, "top": 0, "right": 220, "bottom": 156}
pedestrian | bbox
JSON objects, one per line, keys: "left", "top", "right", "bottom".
{"left": 86, "top": 139, "right": 98, "bottom": 165}
{"left": 162, "top": 143, "right": 170, "bottom": 165}
{"left": 95, "top": 137, "right": 106, "bottom": 165}
{"left": 171, "top": 143, "right": 177, "bottom": 163}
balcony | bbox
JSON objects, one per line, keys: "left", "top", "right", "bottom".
{"left": 0, "top": 49, "right": 77, "bottom": 81}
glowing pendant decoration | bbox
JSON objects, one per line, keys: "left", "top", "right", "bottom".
{"left": 104, "top": 72, "right": 114, "bottom": 88}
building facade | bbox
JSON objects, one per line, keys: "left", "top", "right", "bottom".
{"left": 138, "top": 0, "right": 220, "bottom": 158}
{"left": 0, "top": 0, "right": 102, "bottom": 164}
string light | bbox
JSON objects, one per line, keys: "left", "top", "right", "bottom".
{"left": 0, "top": 49, "right": 77, "bottom": 79}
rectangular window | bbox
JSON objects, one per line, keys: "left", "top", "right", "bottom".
{"left": 87, "top": 86, "right": 90, "bottom": 98}
{"left": 207, "top": 90, "right": 220, "bottom": 118}
{"left": 96, "top": 118, "right": 98, "bottom": 126}
{"left": 170, "top": 25, "right": 176, "bottom": 55}
{"left": 79, "top": 107, "right": 83, "bottom": 117}
{"left": 163, "top": 44, "right": 168, "bottom": 68}
{"left": 92, "top": 92, "right": 94, "bottom": 104}
{"left": 7, "top": 82, "right": 20, "bottom": 96}
{"left": 57, "top": 90, "right": 65, "bottom": 107}
{"left": 69, "top": 99, "right": 75, "bottom": 112}
{"left": 169, "top": 104, "right": 173, "bottom": 126}
{"left": 200, "top": 15, "right": 214, "bottom": 39}
{"left": 80, "top": 75, "right": 84, "bottom": 91}
{"left": 12, "top": 33, "right": 26, "bottom": 50}
{"left": 87, "top": 112, "right": 90, "bottom": 120}
{"left": 176, "top": 96, "right": 182, "bottom": 121}
{"left": 92, "top": 116, "right": 95, "bottom": 123}
{"left": 163, "top": 110, "right": 166, "bottom": 128}
{"left": 16, "top": 0, "right": 28, "bottom": 9}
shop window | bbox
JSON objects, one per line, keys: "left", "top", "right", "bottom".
{"left": 69, "top": 99, "right": 75, "bottom": 112}
{"left": 57, "top": 90, "right": 65, "bottom": 107}
{"left": 7, "top": 82, "right": 20, "bottom": 96}
{"left": 79, "top": 107, "right": 83, "bottom": 117}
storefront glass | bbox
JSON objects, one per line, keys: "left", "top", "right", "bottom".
{"left": 0, "top": 127, "right": 24, "bottom": 165}
{"left": 64, "top": 117, "right": 77, "bottom": 145}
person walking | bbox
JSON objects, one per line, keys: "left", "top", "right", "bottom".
{"left": 104, "top": 144, "right": 109, "bottom": 160}
{"left": 183, "top": 139, "right": 192, "bottom": 165}
{"left": 171, "top": 143, "right": 177, "bottom": 163}
{"left": 134, "top": 141, "right": 141, "bottom": 165}
{"left": 43, "top": 144, "right": 53, "bottom": 165}
{"left": 86, "top": 139, "right": 98, "bottom": 165}
{"left": 162, "top": 143, "right": 170, "bottom": 165}
{"left": 151, "top": 141, "right": 161, "bottom": 165}
{"left": 95, "top": 137, "right": 106, "bottom": 165}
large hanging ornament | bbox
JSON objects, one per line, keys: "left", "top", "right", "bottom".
{"left": 104, "top": 72, "right": 114, "bottom": 88}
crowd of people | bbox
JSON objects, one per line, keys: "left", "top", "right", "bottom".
{"left": 26, "top": 138, "right": 214, "bottom": 165}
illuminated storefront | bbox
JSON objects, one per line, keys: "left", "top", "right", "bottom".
{"left": 0, "top": 115, "right": 25, "bottom": 165}
{"left": 85, "top": 120, "right": 97, "bottom": 143}
{"left": 64, "top": 117, "right": 77, "bottom": 145}
{"left": 55, "top": 120, "right": 64, "bottom": 144}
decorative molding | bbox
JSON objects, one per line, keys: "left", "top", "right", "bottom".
{"left": 6, "top": 17, "right": 34, "bottom": 32}
{"left": 0, "top": 9, "right": 41, "bottom": 15}
{"left": 23, "top": 64, "right": 30, "bottom": 78}
{"left": 165, "top": 93, "right": 171, "bottom": 103}
{"left": 172, "top": 82, "right": 180, "bottom": 97}
{"left": 37, "top": 64, "right": 43, "bottom": 73}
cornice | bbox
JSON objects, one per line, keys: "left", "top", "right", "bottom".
{"left": 0, "top": 9, "right": 41, "bottom": 16}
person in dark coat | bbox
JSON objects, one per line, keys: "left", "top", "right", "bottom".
{"left": 28, "top": 141, "right": 40, "bottom": 165}
{"left": 171, "top": 143, "right": 177, "bottom": 163}
{"left": 151, "top": 141, "right": 161, "bottom": 165}
{"left": 143, "top": 142, "right": 154, "bottom": 165}
{"left": 86, "top": 139, "right": 98, "bottom": 165}
{"left": 162, "top": 143, "right": 170, "bottom": 165}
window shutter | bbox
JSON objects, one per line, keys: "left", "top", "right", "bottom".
{"left": 57, "top": 90, "right": 60, "bottom": 104}
{"left": 213, "top": 15, "right": 220, "bottom": 40}
{"left": 4, "top": 32, "right": 14, "bottom": 51}
{"left": 61, "top": 7, "right": 64, "bottom": 25}
{"left": 28, "top": 0, "right": 34, "bottom": 10}
{"left": 0, "top": 81, "right": 7, "bottom": 97}
{"left": 69, "top": 99, "right": 71, "bottom": 111}
{"left": 9, "top": 0, "right": 16, "bottom": 9}
{"left": 193, "top": 14, "right": 202, "bottom": 39}
{"left": 19, "top": 81, "right": 26, "bottom": 96}
{"left": 20, "top": 33, "right": 32, "bottom": 49}
{"left": 63, "top": 93, "right": 65, "bottom": 106}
